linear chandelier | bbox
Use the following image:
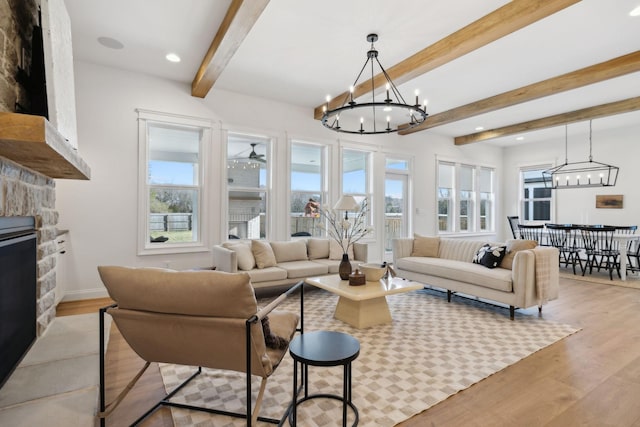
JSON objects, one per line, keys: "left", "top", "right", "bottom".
{"left": 321, "top": 34, "right": 428, "bottom": 135}
{"left": 542, "top": 121, "right": 619, "bottom": 189}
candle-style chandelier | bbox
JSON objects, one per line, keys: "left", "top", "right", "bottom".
{"left": 542, "top": 121, "right": 619, "bottom": 189}
{"left": 321, "top": 34, "right": 428, "bottom": 135}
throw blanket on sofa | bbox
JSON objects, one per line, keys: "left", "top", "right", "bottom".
{"left": 534, "top": 247, "right": 554, "bottom": 305}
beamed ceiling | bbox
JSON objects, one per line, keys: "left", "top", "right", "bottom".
{"left": 66, "top": 0, "right": 640, "bottom": 146}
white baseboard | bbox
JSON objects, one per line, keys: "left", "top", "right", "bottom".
{"left": 60, "top": 288, "right": 108, "bottom": 302}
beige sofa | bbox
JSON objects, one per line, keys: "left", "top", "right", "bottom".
{"left": 212, "top": 238, "right": 367, "bottom": 289}
{"left": 392, "top": 236, "right": 559, "bottom": 319}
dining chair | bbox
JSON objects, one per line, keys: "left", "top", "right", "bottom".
{"left": 608, "top": 225, "right": 638, "bottom": 276}
{"left": 579, "top": 226, "right": 618, "bottom": 280}
{"left": 517, "top": 224, "right": 544, "bottom": 244}
{"left": 507, "top": 216, "right": 520, "bottom": 239}
{"left": 627, "top": 238, "right": 640, "bottom": 275}
{"left": 545, "top": 224, "right": 583, "bottom": 275}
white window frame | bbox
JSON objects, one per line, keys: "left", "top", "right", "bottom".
{"left": 384, "top": 155, "right": 412, "bottom": 251}
{"left": 519, "top": 164, "right": 554, "bottom": 223}
{"left": 340, "top": 147, "right": 373, "bottom": 233}
{"left": 437, "top": 158, "right": 496, "bottom": 235}
{"left": 289, "top": 140, "right": 329, "bottom": 237}
{"left": 136, "top": 109, "right": 212, "bottom": 255}
{"left": 225, "top": 131, "right": 272, "bottom": 240}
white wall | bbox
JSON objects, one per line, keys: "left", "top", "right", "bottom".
{"left": 56, "top": 60, "right": 504, "bottom": 300}
{"left": 502, "top": 122, "right": 640, "bottom": 238}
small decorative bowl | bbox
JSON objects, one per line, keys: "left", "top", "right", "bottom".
{"left": 358, "top": 263, "right": 387, "bottom": 282}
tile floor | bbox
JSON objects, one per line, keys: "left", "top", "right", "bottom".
{"left": 0, "top": 313, "right": 110, "bottom": 426}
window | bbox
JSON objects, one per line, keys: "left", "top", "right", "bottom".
{"left": 227, "top": 133, "right": 270, "bottom": 239}
{"left": 437, "top": 160, "right": 495, "bottom": 233}
{"left": 459, "top": 165, "right": 474, "bottom": 232}
{"left": 290, "top": 142, "right": 326, "bottom": 237}
{"left": 385, "top": 157, "right": 410, "bottom": 252}
{"left": 479, "top": 168, "right": 494, "bottom": 231}
{"left": 437, "top": 162, "right": 454, "bottom": 232}
{"left": 137, "top": 110, "right": 211, "bottom": 254}
{"left": 342, "top": 148, "right": 372, "bottom": 213}
{"left": 521, "top": 168, "right": 552, "bottom": 221}
{"left": 341, "top": 147, "right": 373, "bottom": 233}
{"left": 342, "top": 149, "right": 368, "bottom": 196}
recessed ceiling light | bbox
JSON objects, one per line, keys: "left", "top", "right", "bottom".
{"left": 165, "top": 53, "right": 181, "bottom": 63}
{"left": 516, "top": 136, "right": 525, "bottom": 141}
{"left": 97, "top": 36, "right": 124, "bottom": 50}
{"left": 630, "top": 5, "right": 640, "bottom": 16}
{"left": 475, "top": 126, "right": 484, "bottom": 131}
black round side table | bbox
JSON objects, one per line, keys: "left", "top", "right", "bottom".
{"left": 288, "top": 330, "right": 360, "bottom": 427}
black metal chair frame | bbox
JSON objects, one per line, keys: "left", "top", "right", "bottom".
{"left": 507, "top": 216, "right": 519, "bottom": 239}
{"left": 98, "top": 281, "right": 305, "bottom": 427}
{"left": 517, "top": 224, "right": 545, "bottom": 244}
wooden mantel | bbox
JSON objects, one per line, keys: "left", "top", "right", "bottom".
{"left": 0, "top": 112, "right": 90, "bottom": 180}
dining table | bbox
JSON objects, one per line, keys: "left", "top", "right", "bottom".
{"left": 613, "top": 233, "right": 640, "bottom": 281}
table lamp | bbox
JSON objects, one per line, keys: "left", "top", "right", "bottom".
{"left": 333, "top": 195, "right": 359, "bottom": 220}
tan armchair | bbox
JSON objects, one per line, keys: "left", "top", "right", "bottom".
{"left": 97, "top": 266, "right": 303, "bottom": 426}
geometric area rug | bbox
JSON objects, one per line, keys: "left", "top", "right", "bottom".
{"left": 159, "top": 288, "right": 579, "bottom": 426}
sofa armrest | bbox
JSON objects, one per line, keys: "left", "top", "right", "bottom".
{"left": 353, "top": 242, "right": 368, "bottom": 263}
{"left": 392, "top": 238, "right": 414, "bottom": 264}
{"left": 511, "top": 247, "right": 559, "bottom": 307}
{"left": 212, "top": 245, "right": 238, "bottom": 273}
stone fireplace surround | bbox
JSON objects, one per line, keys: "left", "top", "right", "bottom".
{"left": 1, "top": 0, "right": 89, "bottom": 336}
{"left": 0, "top": 157, "right": 58, "bottom": 335}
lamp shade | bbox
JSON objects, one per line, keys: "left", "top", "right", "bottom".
{"left": 333, "top": 195, "right": 359, "bottom": 211}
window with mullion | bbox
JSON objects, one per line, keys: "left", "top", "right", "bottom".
{"left": 342, "top": 148, "right": 371, "bottom": 219}
{"left": 437, "top": 160, "right": 495, "bottom": 234}
{"left": 137, "top": 111, "right": 211, "bottom": 255}
{"left": 227, "top": 133, "right": 271, "bottom": 239}
{"left": 290, "top": 142, "right": 326, "bottom": 237}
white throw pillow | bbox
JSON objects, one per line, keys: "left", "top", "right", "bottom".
{"left": 270, "top": 240, "right": 308, "bottom": 263}
{"left": 329, "top": 239, "right": 355, "bottom": 260}
{"left": 251, "top": 240, "right": 277, "bottom": 269}
{"left": 222, "top": 242, "right": 255, "bottom": 271}
{"left": 307, "top": 238, "right": 330, "bottom": 259}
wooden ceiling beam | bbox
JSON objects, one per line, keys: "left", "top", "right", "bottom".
{"left": 191, "top": 0, "right": 269, "bottom": 98}
{"left": 454, "top": 97, "right": 640, "bottom": 145}
{"left": 401, "top": 50, "right": 640, "bottom": 135}
{"left": 313, "top": 0, "right": 580, "bottom": 120}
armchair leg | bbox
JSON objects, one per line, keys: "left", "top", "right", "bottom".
{"left": 252, "top": 377, "right": 268, "bottom": 426}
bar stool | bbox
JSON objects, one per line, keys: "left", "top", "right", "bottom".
{"left": 288, "top": 330, "right": 360, "bottom": 426}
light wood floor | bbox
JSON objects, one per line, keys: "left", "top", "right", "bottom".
{"left": 59, "top": 276, "right": 640, "bottom": 426}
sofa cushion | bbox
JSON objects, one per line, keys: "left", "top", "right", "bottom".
{"left": 412, "top": 234, "right": 440, "bottom": 257}
{"left": 501, "top": 239, "right": 538, "bottom": 270}
{"left": 276, "top": 260, "right": 329, "bottom": 279}
{"left": 396, "top": 257, "right": 513, "bottom": 292}
{"left": 472, "top": 244, "right": 507, "bottom": 269}
{"left": 438, "top": 239, "right": 488, "bottom": 262}
{"left": 311, "top": 259, "right": 351, "bottom": 274}
{"left": 307, "top": 238, "right": 330, "bottom": 259}
{"left": 252, "top": 240, "right": 277, "bottom": 269}
{"left": 246, "top": 266, "right": 288, "bottom": 282}
{"left": 270, "top": 240, "right": 308, "bottom": 263}
{"left": 222, "top": 241, "right": 255, "bottom": 271}
{"left": 329, "top": 239, "right": 354, "bottom": 260}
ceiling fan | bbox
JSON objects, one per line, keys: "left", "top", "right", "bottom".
{"left": 247, "top": 143, "right": 266, "bottom": 163}
{"left": 229, "top": 143, "right": 266, "bottom": 164}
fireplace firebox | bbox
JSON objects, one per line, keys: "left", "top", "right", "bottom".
{"left": 0, "top": 216, "right": 37, "bottom": 389}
